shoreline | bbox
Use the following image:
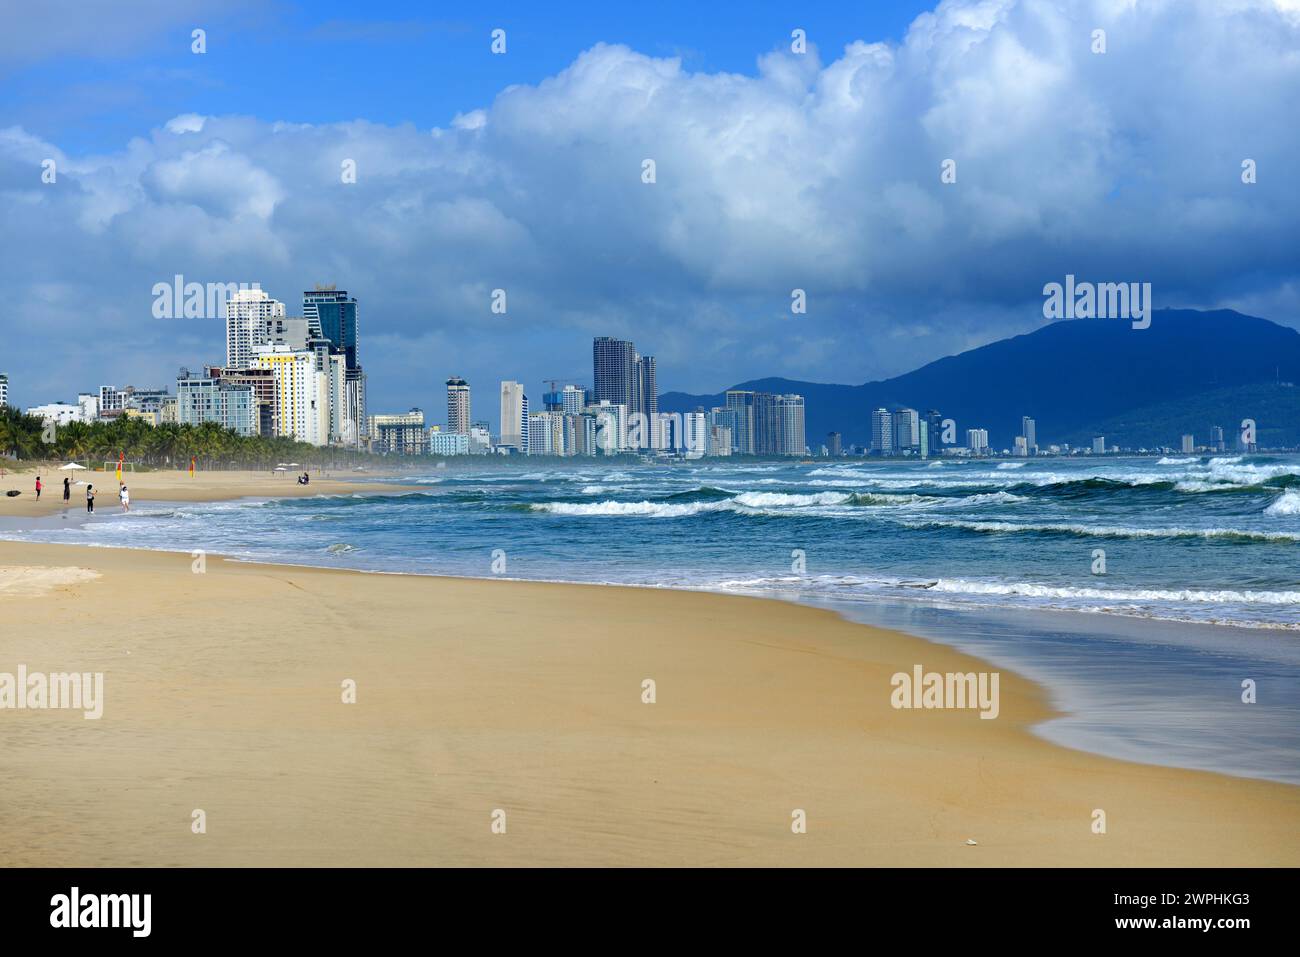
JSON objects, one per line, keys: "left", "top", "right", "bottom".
{"left": 2, "top": 540, "right": 1298, "bottom": 864}
{"left": 3, "top": 477, "right": 1299, "bottom": 789}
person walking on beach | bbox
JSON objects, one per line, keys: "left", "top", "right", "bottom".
{"left": 35, "top": 476, "right": 41, "bottom": 500}
{"left": 86, "top": 484, "right": 95, "bottom": 513}
{"left": 63, "top": 476, "right": 70, "bottom": 502}
{"left": 119, "top": 483, "right": 130, "bottom": 512}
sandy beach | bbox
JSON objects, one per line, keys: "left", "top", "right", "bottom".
{"left": 0, "top": 474, "right": 1296, "bottom": 866}
{"left": 0, "top": 465, "right": 417, "bottom": 519}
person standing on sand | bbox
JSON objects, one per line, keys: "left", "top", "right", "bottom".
{"left": 35, "top": 476, "right": 41, "bottom": 500}
{"left": 63, "top": 477, "right": 70, "bottom": 502}
{"left": 86, "top": 484, "right": 95, "bottom": 513}
{"left": 119, "top": 483, "right": 130, "bottom": 512}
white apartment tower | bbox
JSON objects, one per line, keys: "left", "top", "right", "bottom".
{"left": 226, "top": 288, "right": 286, "bottom": 371}
{"left": 446, "top": 377, "right": 471, "bottom": 434}
{"left": 499, "top": 381, "right": 529, "bottom": 452}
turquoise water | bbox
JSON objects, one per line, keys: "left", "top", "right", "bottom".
{"left": 4, "top": 453, "right": 1298, "bottom": 783}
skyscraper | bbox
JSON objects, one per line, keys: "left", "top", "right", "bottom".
{"left": 774, "top": 395, "right": 806, "bottom": 456}
{"left": 925, "top": 410, "right": 945, "bottom": 449}
{"left": 225, "top": 288, "right": 285, "bottom": 370}
{"left": 446, "top": 377, "right": 471, "bottom": 434}
{"left": 499, "top": 381, "right": 529, "bottom": 452}
{"left": 0, "top": 372, "right": 8, "bottom": 409}
{"left": 1021, "top": 416, "right": 1037, "bottom": 454}
{"left": 871, "top": 409, "right": 894, "bottom": 454}
{"left": 725, "top": 391, "right": 756, "bottom": 455}
{"left": 302, "top": 287, "right": 365, "bottom": 446}
{"left": 593, "top": 337, "right": 656, "bottom": 425}
{"left": 892, "top": 408, "right": 920, "bottom": 452}
{"left": 593, "top": 337, "right": 637, "bottom": 408}
{"left": 303, "top": 288, "right": 358, "bottom": 369}
{"left": 638, "top": 355, "right": 657, "bottom": 419}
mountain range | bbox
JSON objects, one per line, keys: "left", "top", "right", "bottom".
{"left": 658, "top": 309, "right": 1300, "bottom": 450}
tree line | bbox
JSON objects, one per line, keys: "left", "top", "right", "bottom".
{"left": 0, "top": 406, "right": 380, "bottom": 470}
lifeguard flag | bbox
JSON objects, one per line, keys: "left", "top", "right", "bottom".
{"left": 116, "top": 451, "right": 123, "bottom": 482}
{"left": 189, "top": 457, "right": 196, "bottom": 477}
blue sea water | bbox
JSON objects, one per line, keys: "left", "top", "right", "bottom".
{"left": 5, "top": 453, "right": 1299, "bottom": 784}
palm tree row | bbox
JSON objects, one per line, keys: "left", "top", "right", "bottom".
{"left": 0, "top": 406, "right": 379, "bottom": 470}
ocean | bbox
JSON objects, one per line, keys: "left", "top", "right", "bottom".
{"left": 5, "top": 453, "right": 1298, "bottom": 784}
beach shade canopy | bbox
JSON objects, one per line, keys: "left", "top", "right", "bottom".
{"left": 286, "top": 462, "right": 300, "bottom": 467}
{"left": 273, "top": 466, "right": 288, "bottom": 472}
{"left": 59, "top": 462, "right": 87, "bottom": 470}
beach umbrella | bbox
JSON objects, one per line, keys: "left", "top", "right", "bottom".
{"left": 59, "top": 462, "right": 87, "bottom": 470}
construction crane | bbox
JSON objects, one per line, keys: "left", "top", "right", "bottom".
{"left": 542, "top": 376, "right": 586, "bottom": 411}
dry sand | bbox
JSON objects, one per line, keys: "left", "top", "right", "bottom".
{"left": 0, "top": 530, "right": 1296, "bottom": 866}
{"left": 0, "top": 465, "right": 418, "bottom": 518}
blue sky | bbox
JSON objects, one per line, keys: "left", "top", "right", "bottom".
{"left": 2, "top": 0, "right": 1298, "bottom": 424}
{"left": 4, "top": 1, "right": 931, "bottom": 154}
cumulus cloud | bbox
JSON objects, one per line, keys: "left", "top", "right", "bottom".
{"left": 0, "top": 0, "right": 1297, "bottom": 414}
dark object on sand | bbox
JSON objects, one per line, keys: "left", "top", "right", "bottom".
{"left": 4, "top": 490, "right": 20, "bottom": 497}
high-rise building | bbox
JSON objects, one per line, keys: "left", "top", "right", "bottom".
{"left": 638, "top": 355, "right": 657, "bottom": 419}
{"left": 253, "top": 345, "right": 331, "bottom": 446}
{"left": 589, "top": 400, "right": 626, "bottom": 453}
{"left": 827, "top": 432, "right": 842, "bottom": 457}
{"left": 561, "top": 385, "right": 585, "bottom": 416}
{"left": 775, "top": 395, "right": 806, "bottom": 456}
{"left": 683, "top": 411, "right": 707, "bottom": 458}
{"left": 725, "top": 391, "right": 757, "bottom": 455}
{"left": 499, "top": 381, "right": 529, "bottom": 452}
{"left": 300, "top": 287, "right": 365, "bottom": 446}
{"left": 0, "top": 372, "right": 8, "bottom": 408}
{"left": 925, "top": 410, "right": 945, "bottom": 450}
{"left": 871, "top": 409, "right": 894, "bottom": 454}
{"left": 892, "top": 408, "right": 920, "bottom": 452}
{"left": 446, "top": 377, "right": 471, "bottom": 434}
{"left": 1181, "top": 434, "right": 1195, "bottom": 454}
{"left": 303, "top": 288, "right": 358, "bottom": 371}
{"left": 593, "top": 337, "right": 638, "bottom": 409}
{"left": 708, "top": 424, "right": 733, "bottom": 457}
{"left": 527, "top": 412, "right": 556, "bottom": 455}
{"left": 1021, "top": 416, "right": 1037, "bottom": 454}
{"left": 1210, "top": 425, "right": 1225, "bottom": 452}
{"left": 1092, "top": 435, "right": 1106, "bottom": 455}
{"left": 226, "top": 288, "right": 286, "bottom": 370}
{"left": 592, "top": 337, "right": 656, "bottom": 426}
{"left": 966, "top": 428, "right": 989, "bottom": 453}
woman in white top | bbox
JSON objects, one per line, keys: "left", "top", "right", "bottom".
{"left": 119, "top": 484, "right": 130, "bottom": 512}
